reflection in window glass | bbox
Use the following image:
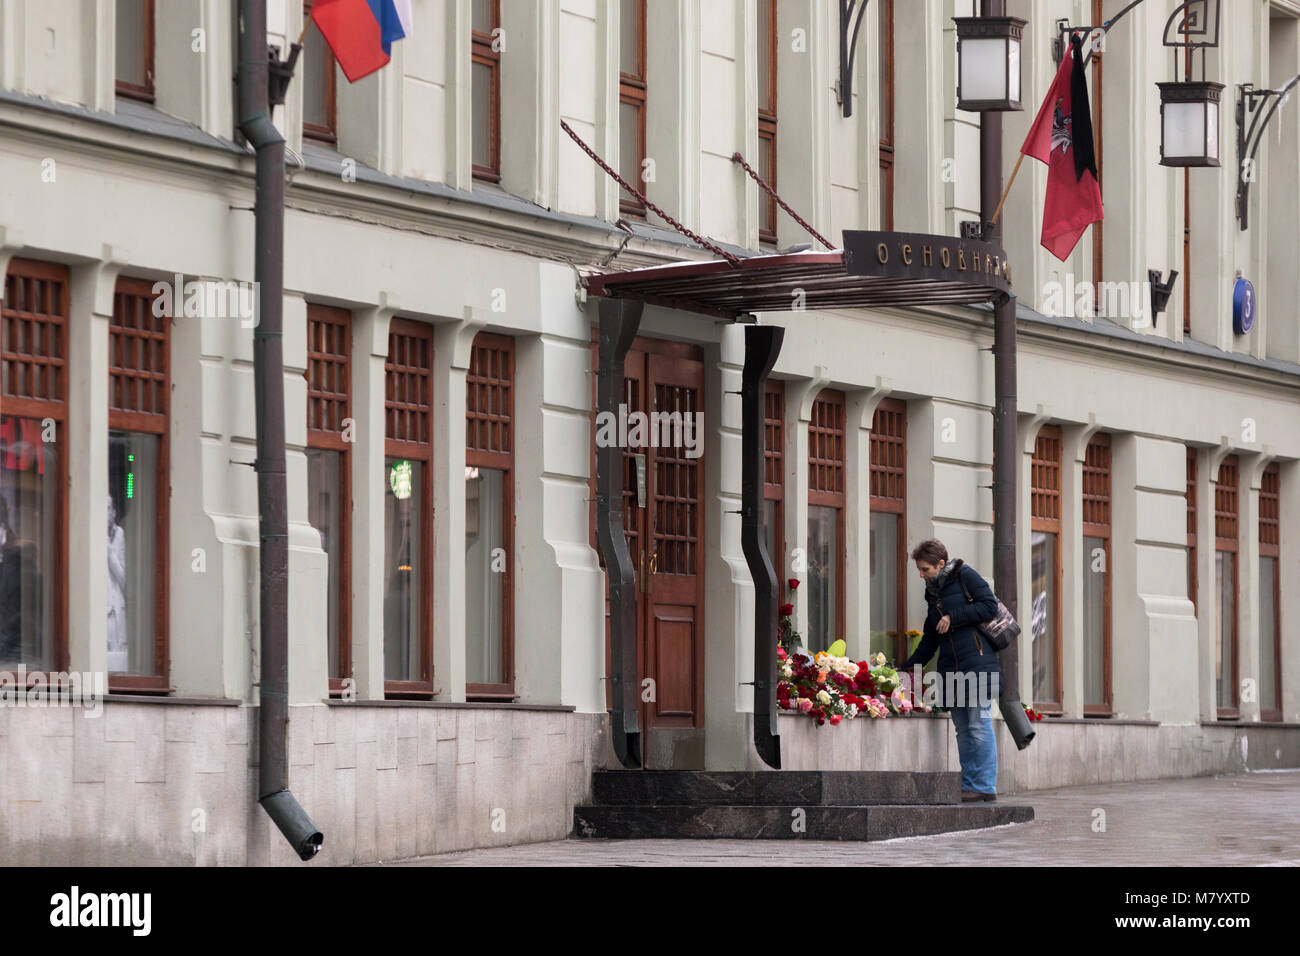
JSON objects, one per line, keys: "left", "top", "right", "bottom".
{"left": 869, "top": 511, "right": 898, "bottom": 659}
{"left": 762, "top": 498, "right": 779, "bottom": 583}
{"left": 465, "top": 467, "right": 505, "bottom": 685}
{"left": 807, "top": 505, "right": 838, "bottom": 650}
{"left": 1260, "top": 555, "right": 1277, "bottom": 712}
{"left": 1215, "top": 550, "right": 1234, "bottom": 708}
{"left": 0, "top": 415, "right": 56, "bottom": 669}
{"left": 1031, "top": 530, "right": 1057, "bottom": 703}
{"left": 115, "top": 0, "right": 149, "bottom": 90}
{"left": 1082, "top": 535, "right": 1106, "bottom": 706}
{"left": 302, "top": 9, "right": 334, "bottom": 138}
{"left": 307, "top": 448, "right": 343, "bottom": 680}
{"left": 107, "top": 431, "right": 158, "bottom": 675}
{"left": 384, "top": 458, "right": 423, "bottom": 682}
{"left": 618, "top": 100, "right": 640, "bottom": 189}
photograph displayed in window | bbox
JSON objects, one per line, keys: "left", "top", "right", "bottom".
{"left": 0, "top": 260, "right": 69, "bottom": 673}
{"left": 107, "top": 278, "right": 169, "bottom": 687}
{"left": 807, "top": 389, "right": 845, "bottom": 651}
{"left": 868, "top": 398, "right": 905, "bottom": 662}
{"left": 1081, "top": 434, "right": 1111, "bottom": 713}
{"left": 306, "top": 305, "right": 351, "bottom": 691}
{"left": 471, "top": 0, "right": 502, "bottom": 181}
{"left": 302, "top": 1, "right": 337, "bottom": 142}
{"left": 1030, "top": 425, "right": 1062, "bottom": 710}
{"left": 763, "top": 380, "right": 785, "bottom": 606}
{"left": 878, "top": 0, "right": 894, "bottom": 229}
{"left": 1213, "top": 455, "right": 1238, "bottom": 716}
{"left": 0, "top": 418, "right": 57, "bottom": 669}
{"left": 757, "top": 0, "right": 778, "bottom": 243}
{"left": 383, "top": 320, "right": 434, "bottom": 695}
{"left": 1186, "top": 448, "right": 1198, "bottom": 616}
{"left": 1259, "top": 463, "right": 1281, "bottom": 720}
{"left": 115, "top": 0, "right": 154, "bottom": 101}
{"left": 465, "top": 333, "right": 514, "bottom": 698}
{"left": 619, "top": 0, "right": 647, "bottom": 217}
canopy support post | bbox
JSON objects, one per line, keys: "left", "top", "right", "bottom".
{"left": 596, "top": 297, "right": 643, "bottom": 768}
{"left": 741, "top": 324, "right": 784, "bottom": 769}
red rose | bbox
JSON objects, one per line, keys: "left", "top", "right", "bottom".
{"left": 779, "top": 603, "right": 794, "bottom": 616}
{"left": 788, "top": 578, "right": 800, "bottom": 590}
{"left": 829, "top": 714, "right": 842, "bottom": 725}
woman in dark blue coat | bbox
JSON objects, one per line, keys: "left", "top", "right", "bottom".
{"left": 900, "top": 538, "right": 1001, "bottom": 802}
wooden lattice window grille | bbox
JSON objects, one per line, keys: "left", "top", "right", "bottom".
{"left": 1215, "top": 454, "right": 1239, "bottom": 718}
{"left": 808, "top": 389, "right": 846, "bottom": 640}
{"left": 302, "top": 0, "right": 338, "bottom": 143}
{"left": 1031, "top": 424, "right": 1063, "bottom": 713}
{"left": 764, "top": 379, "right": 785, "bottom": 604}
{"left": 1, "top": 258, "right": 70, "bottom": 674}
{"left": 1260, "top": 462, "right": 1281, "bottom": 721}
{"left": 106, "top": 277, "right": 170, "bottom": 690}
{"left": 466, "top": 332, "right": 515, "bottom": 700}
{"left": 619, "top": 0, "right": 647, "bottom": 218}
{"left": 1082, "top": 433, "right": 1112, "bottom": 715}
{"left": 384, "top": 319, "right": 434, "bottom": 696}
{"left": 115, "top": 0, "right": 155, "bottom": 103}
{"left": 307, "top": 305, "right": 351, "bottom": 694}
{"left": 471, "top": 0, "right": 502, "bottom": 182}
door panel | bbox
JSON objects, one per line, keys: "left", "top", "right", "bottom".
{"left": 591, "top": 336, "right": 706, "bottom": 768}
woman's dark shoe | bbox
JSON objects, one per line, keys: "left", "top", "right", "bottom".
{"left": 981, "top": 793, "right": 998, "bottom": 803}
{"left": 961, "top": 790, "right": 983, "bottom": 803}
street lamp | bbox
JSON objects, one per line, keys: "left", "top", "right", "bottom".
{"left": 1157, "top": 80, "right": 1224, "bottom": 167}
{"left": 953, "top": 16, "right": 1026, "bottom": 112}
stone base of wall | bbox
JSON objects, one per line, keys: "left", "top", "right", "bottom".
{"left": 772, "top": 712, "right": 1300, "bottom": 789}
{"left": 0, "top": 700, "right": 616, "bottom": 866}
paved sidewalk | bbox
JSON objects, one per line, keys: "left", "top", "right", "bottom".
{"left": 386, "top": 770, "right": 1300, "bottom": 866}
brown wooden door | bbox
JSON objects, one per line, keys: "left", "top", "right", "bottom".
{"left": 592, "top": 337, "right": 706, "bottom": 768}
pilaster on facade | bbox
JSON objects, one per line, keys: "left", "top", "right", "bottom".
{"left": 1236, "top": 450, "right": 1270, "bottom": 722}
{"left": 1265, "top": 12, "right": 1300, "bottom": 364}
{"left": 774, "top": 0, "right": 832, "bottom": 250}
{"left": 1058, "top": 419, "right": 1103, "bottom": 718}
{"left": 784, "top": 369, "right": 829, "bottom": 645}
{"left": 66, "top": 252, "right": 125, "bottom": 679}
{"left": 591, "top": 0, "right": 621, "bottom": 222}
{"left": 348, "top": 302, "right": 396, "bottom": 701}
{"left": 1279, "top": 460, "right": 1300, "bottom": 721}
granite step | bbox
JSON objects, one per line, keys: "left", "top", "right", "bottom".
{"left": 572, "top": 802, "right": 1035, "bottom": 841}
{"left": 592, "top": 770, "right": 962, "bottom": 807}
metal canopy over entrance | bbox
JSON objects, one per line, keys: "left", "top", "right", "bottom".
{"left": 588, "top": 231, "right": 1012, "bottom": 321}
{"left": 589, "top": 229, "right": 1013, "bottom": 771}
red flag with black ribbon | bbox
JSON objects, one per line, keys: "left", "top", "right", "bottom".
{"left": 1020, "top": 34, "right": 1103, "bottom": 261}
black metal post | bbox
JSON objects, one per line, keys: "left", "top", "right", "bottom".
{"left": 238, "top": 0, "right": 324, "bottom": 857}
{"left": 981, "top": 0, "right": 1034, "bottom": 749}
{"left": 741, "top": 325, "right": 784, "bottom": 769}
{"left": 595, "top": 297, "right": 643, "bottom": 769}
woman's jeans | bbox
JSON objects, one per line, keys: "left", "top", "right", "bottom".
{"left": 950, "top": 703, "right": 998, "bottom": 794}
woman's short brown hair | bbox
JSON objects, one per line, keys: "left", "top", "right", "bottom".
{"left": 911, "top": 538, "right": 948, "bottom": 565}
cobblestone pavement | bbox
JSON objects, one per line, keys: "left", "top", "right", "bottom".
{"left": 386, "top": 770, "right": 1300, "bottom": 866}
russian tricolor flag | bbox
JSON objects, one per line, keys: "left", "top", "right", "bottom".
{"left": 310, "top": 0, "right": 413, "bottom": 83}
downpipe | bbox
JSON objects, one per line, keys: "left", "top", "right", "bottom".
{"left": 238, "top": 0, "right": 322, "bottom": 861}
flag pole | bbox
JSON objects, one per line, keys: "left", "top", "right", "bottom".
{"left": 296, "top": 16, "right": 312, "bottom": 48}
{"left": 990, "top": 150, "right": 1026, "bottom": 226}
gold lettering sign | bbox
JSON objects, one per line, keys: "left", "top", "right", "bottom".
{"left": 902, "top": 244, "right": 912, "bottom": 265}
{"left": 958, "top": 250, "right": 967, "bottom": 270}
{"left": 922, "top": 246, "right": 933, "bottom": 267}
{"left": 877, "top": 243, "right": 889, "bottom": 263}
{"left": 941, "top": 248, "right": 951, "bottom": 268}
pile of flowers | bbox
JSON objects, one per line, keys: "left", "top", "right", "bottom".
{"left": 777, "top": 647, "right": 932, "bottom": 726}
{"left": 777, "top": 578, "right": 802, "bottom": 654}
{"left": 1023, "top": 704, "right": 1044, "bottom": 722}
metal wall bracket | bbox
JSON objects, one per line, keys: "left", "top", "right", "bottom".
{"left": 837, "top": 0, "right": 871, "bottom": 118}
{"left": 1149, "top": 268, "right": 1178, "bottom": 319}
{"left": 1235, "top": 75, "right": 1300, "bottom": 230}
